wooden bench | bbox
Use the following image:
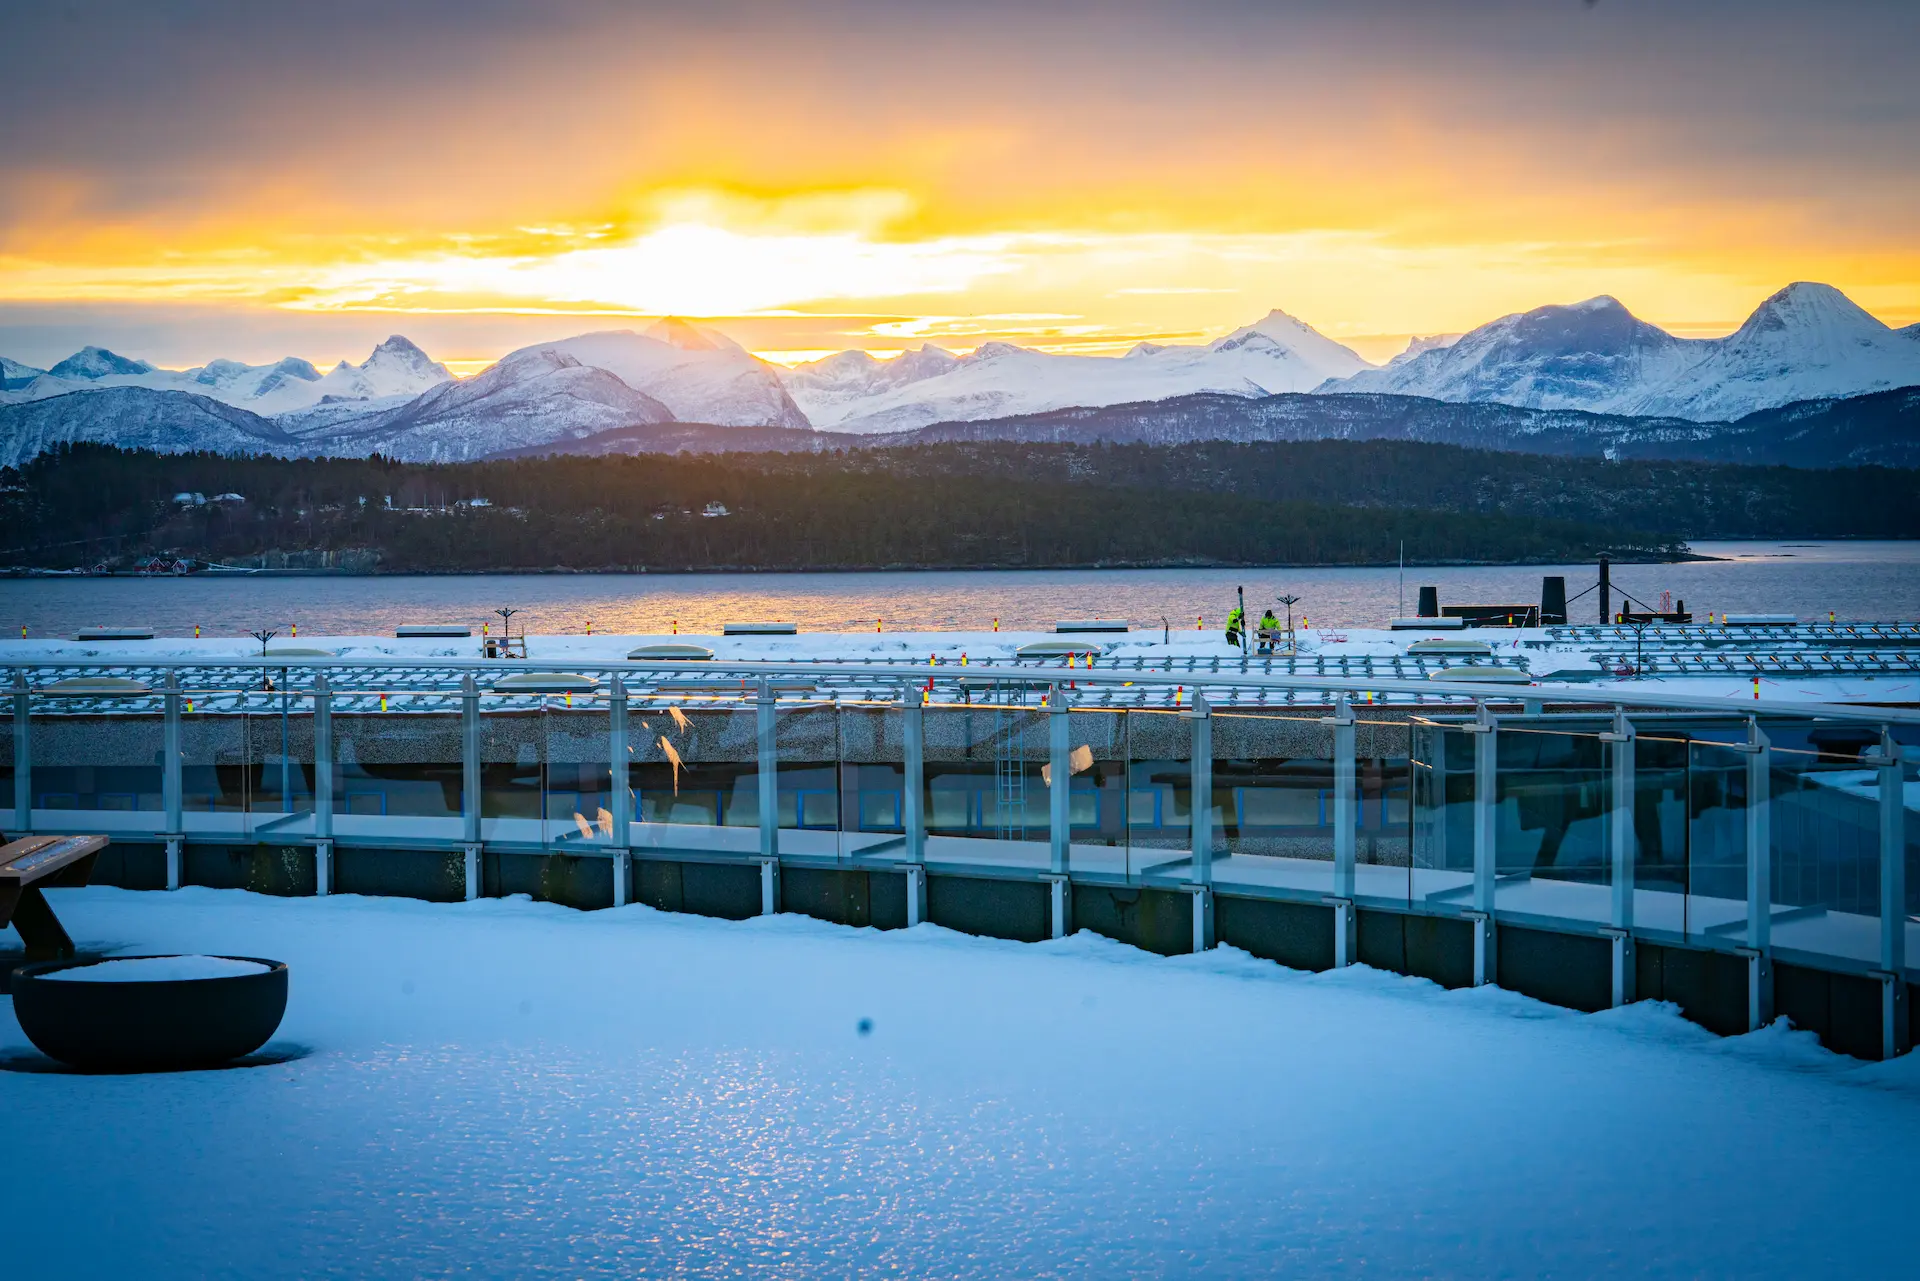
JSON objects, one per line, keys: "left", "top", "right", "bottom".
{"left": 0, "top": 835, "right": 107, "bottom": 961}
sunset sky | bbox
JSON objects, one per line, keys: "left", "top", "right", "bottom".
{"left": 3, "top": 0, "right": 1917, "bottom": 371}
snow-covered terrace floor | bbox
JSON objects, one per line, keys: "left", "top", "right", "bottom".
{"left": 6, "top": 887, "right": 1920, "bottom": 1278}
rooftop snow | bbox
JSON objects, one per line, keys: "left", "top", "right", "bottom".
{"left": 3, "top": 887, "right": 1916, "bottom": 1277}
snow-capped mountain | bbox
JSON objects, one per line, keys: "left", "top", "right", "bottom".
{"left": 1323, "top": 284, "right": 1920, "bottom": 420}
{"left": 4, "top": 285, "right": 1913, "bottom": 467}
{"left": 48, "top": 346, "right": 156, "bottom": 379}
{"left": 1385, "top": 334, "right": 1461, "bottom": 368}
{"left": 307, "top": 347, "right": 673, "bottom": 462}
{"left": 529, "top": 321, "right": 809, "bottom": 429}
{"left": 783, "top": 308, "right": 1372, "bottom": 434}
{"left": 1637, "top": 283, "right": 1920, "bottom": 420}
{"left": 0, "top": 356, "right": 45, "bottom": 390}
{"left": 0, "top": 336, "right": 451, "bottom": 415}
{"left": 1322, "top": 297, "right": 1697, "bottom": 412}
{"left": 0, "top": 387, "right": 295, "bottom": 469}
{"left": 781, "top": 345, "right": 961, "bottom": 427}
{"left": 295, "top": 335, "right": 453, "bottom": 410}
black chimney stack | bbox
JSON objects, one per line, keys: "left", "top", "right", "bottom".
{"left": 1541, "top": 576, "right": 1567, "bottom": 625}
{"left": 1598, "top": 554, "right": 1612, "bottom": 624}
{"left": 1417, "top": 585, "right": 1439, "bottom": 618}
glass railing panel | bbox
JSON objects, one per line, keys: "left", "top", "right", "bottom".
{"left": 923, "top": 698, "right": 1050, "bottom": 873}
{"left": 1210, "top": 710, "right": 1334, "bottom": 900}
{"left": 331, "top": 706, "right": 464, "bottom": 841}
{"left": 1904, "top": 755, "right": 1919, "bottom": 975}
{"left": 180, "top": 707, "right": 251, "bottom": 835}
{"left": 775, "top": 702, "right": 842, "bottom": 861}
{"left": 543, "top": 705, "right": 611, "bottom": 852}
{"left": 1063, "top": 708, "right": 1127, "bottom": 880}
{"left": 1763, "top": 730, "right": 1882, "bottom": 964}
{"left": 1410, "top": 721, "right": 1475, "bottom": 908}
{"left": 837, "top": 703, "right": 905, "bottom": 863}
{"left": 628, "top": 701, "right": 759, "bottom": 857}
{"left": 1493, "top": 726, "right": 1609, "bottom": 923}
{"left": 1685, "top": 733, "right": 1750, "bottom": 943}
{"left": 27, "top": 703, "right": 165, "bottom": 833}
{"left": 1124, "top": 707, "right": 1195, "bottom": 884}
{"left": 1630, "top": 730, "right": 1691, "bottom": 935}
{"left": 241, "top": 700, "right": 317, "bottom": 839}
{"left": 1358, "top": 717, "right": 1415, "bottom": 904}
{"left": 1, "top": 693, "right": 15, "bottom": 818}
{"left": 479, "top": 705, "right": 544, "bottom": 846}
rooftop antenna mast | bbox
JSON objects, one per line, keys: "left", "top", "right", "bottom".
{"left": 1276, "top": 594, "right": 1301, "bottom": 634}
{"left": 1275, "top": 593, "right": 1301, "bottom": 657}
{"left": 494, "top": 607, "right": 524, "bottom": 659}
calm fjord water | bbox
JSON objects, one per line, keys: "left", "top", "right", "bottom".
{"left": 7, "top": 542, "right": 1918, "bottom": 637}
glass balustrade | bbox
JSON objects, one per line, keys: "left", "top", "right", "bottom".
{"left": 5, "top": 663, "right": 1916, "bottom": 989}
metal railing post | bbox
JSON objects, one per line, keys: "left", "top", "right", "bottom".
{"left": 609, "top": 675, "right": 630, "bottom": 845}
{"left": 1875, "top": 730, "right": 1909, "bottom": 1058}
{"left": 1328, "top": 693, "right": 1357, "bottom": 966}
{"left": 1186, "top": 691, "right": 1213, "bottom": 885}
{"left": 163, "top": 671, "right": 183, "bottom": 889}
{"left": 609, "top": 675, "right": 630, "bottom": 907}
{"left": 1470, "top": 702, "right": 1498, "bottom": 986}
{"left": 1180, "top": 691, "right": 1215, "bottom": 952}
{"left": 1049, "top": 684, "right": 1071, "bottom": 876}
{"left": 313, "top": 675, "right": 333, "bottom": 895}
{"left": 462, "top": 674, "right": 481, "bottom": 899}
{"left": 11, "top": 671, "right": 29, "bottom": 833}
{"left": 1602, "top": 709, "right": 1636, "bottom": 1006}
{"left": 757, "top": 677, "right": 779, "bottom": 914}
{"left": 1743, "top": 716, "right": 1774, "bottom": 1030}
{"left": 1043, "top": 683, "right": 1073, "bottom": 939}
{"left": 901, "top": 683, "right": 926, "bottom": 926}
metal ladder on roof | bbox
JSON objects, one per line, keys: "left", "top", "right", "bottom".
{"left": 991, "top": 680, "right": 1028, "bottom": 841}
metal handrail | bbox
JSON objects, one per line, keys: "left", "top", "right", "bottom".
{"left": 8, "top": 655, "right": 1919, "bottom": 725}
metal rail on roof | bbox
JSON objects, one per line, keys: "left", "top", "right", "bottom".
{"left": 8, "top": 655, "right": 1920, "bottom": 724}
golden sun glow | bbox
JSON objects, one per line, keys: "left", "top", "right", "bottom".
{"left": 4, "top": 3, "right": 1918, "bottom": 370}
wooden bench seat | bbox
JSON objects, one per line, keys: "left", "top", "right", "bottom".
{"left": 1, "top": 835, "right": 108, "bottom": 961}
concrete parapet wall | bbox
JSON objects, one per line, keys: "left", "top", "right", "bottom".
{"left": 47, "top": 836, "right": 1914, "bottom": 1061}
{"left": 1215, "top": 895, "right": 1335, "bottom": 971}
{"left": 1071, "top": 885, "right": 1191, "bottom": 957}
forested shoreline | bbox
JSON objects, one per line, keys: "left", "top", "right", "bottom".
{"left": 6, "top": 440, "right": 1910, "bottom": 573}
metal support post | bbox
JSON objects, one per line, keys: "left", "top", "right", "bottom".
{"left": 609, "top": 676, "right": 630, "bottom": 849}
{"left": 1048, "top": 684, "right": 1071, "bottom": 875}
{"left": 1188, "top": 691, "right": 1213, "bottom": 887}
{"left": 163, "top": 670, "right": 183, "bottom": 838}
{"left": 1189, "top": 883, "right": 1215, "bottom": 954}
{"left": 1047, "top": 874, "right": 1070, "bottom": 940}
{"left": 756, "top": 678, "right": 778, "bottom": 862}
{"left": 461, "top": 675, "right": 481, "bottom": 846}
{"left": 315, "top": 840, "right": 333, "bottom": 896}
{"left": 464, "top": 844, "right": 481, "bottom": 901}
{"left": 902, "top": 683, "right": 925, "bottom": 866}
{"left": 905, "top": 865, "right": 926, "bottom": 927}
{"left": 759, "top": 856, "right": 780, "bottom": 916}
{"left": 1601, "top": 709, "right": 1637, "bottom": 1006}
{"left": 1469, "top": 702, "right": 1498, "bottom": 986}
{"left": 1742, "top": 717, "right": 1774, "bottom": 1030}
{"left": 12, "top": 671, "right": 29, "bottom": 832}
{"left": 1327, "top": 694, "right": 1357, "bottom": 966}
{"left": 165, "top": 836, "right": 182, "bottom": 891}
{"left": 1874, "top": 730, "right": 1909, "bottom": 1058}
{"left": 612, "top": 849, "right": 631, "bottom": 909}
{"left": 313, "top": 675, "right": 333, "bottom": 843}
